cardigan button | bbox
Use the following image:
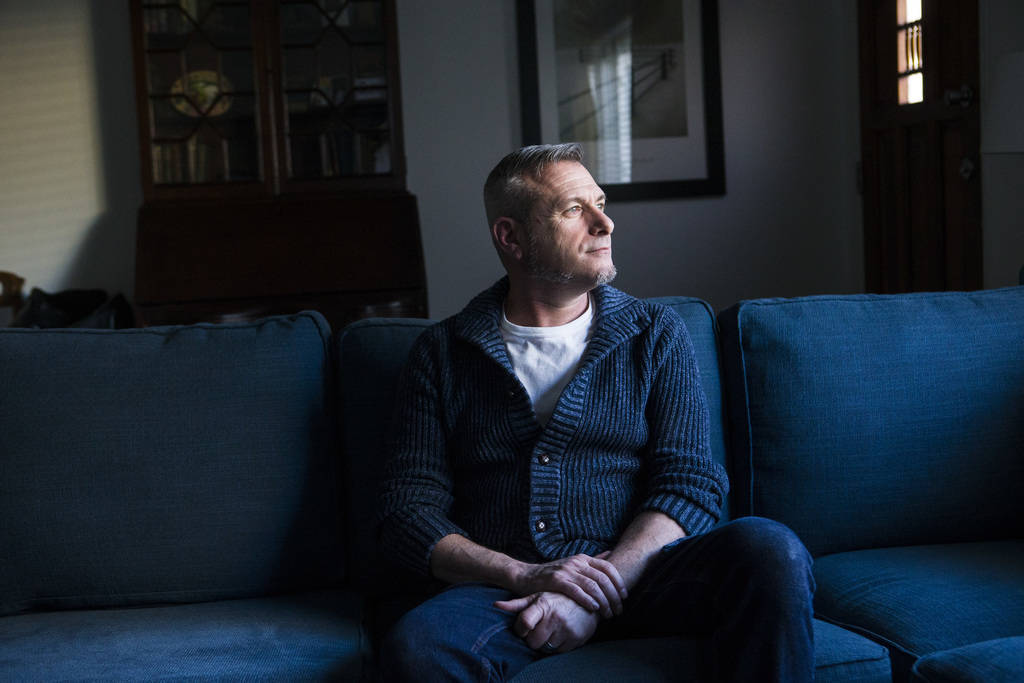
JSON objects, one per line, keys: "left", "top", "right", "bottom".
{"left": 537, "top": 454, "right": 550, "bottom": 465}
{"left": 535, "top": 520, "right": 547, "bottom": 532}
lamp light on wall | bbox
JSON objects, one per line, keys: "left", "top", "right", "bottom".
{"left": 982, "top": 51, "right": 1024, "bottom": 154}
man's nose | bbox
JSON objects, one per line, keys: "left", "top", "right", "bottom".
{"left": 589, "top": 208, "right": 614, "bottom": 234}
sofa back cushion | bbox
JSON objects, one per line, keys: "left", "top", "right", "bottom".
{"left": 0, "top": 313, "right": 343, "bottom": 616}
{"left": 336, "top": 297, "right": 726, "bottom": 593}
{"left": 336, "top": 318, "right": 434, "bottom": 593}
{"left": 718, "top": 287, "right": 1024, "bottom": 556}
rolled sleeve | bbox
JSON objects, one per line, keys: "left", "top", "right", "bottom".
{"left": 641, "top": 316, "right": 729, "bottom": 536}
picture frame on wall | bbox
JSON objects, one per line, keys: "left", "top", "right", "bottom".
{"left": 517, "top": 0, "right": 725, "bottom": 201}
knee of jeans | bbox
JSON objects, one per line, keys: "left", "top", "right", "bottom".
{"left": 379, "top": 609, "right": 450, "bottom": 680}
{"left": 727, "top": 517, "right": 814, "bottom": 595}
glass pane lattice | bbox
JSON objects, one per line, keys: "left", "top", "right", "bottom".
{"left": 897, "top": 0, "right": 924, "bottom": 105}
{"left": 280, "top": 0, "right": 391, "bottom": 179}
{"left": 141, "top": 1, "right": 260, "bottom": 184}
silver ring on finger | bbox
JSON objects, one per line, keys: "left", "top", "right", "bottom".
{"left": 540, "top": 642, "right": 558, "bottom": 655}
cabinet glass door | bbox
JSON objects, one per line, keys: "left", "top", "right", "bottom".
{"left": 278, "top": 0, "right": 391, "bottom": 180}
{"left": 141, "top": 0, "right": 262, "bottom": 186}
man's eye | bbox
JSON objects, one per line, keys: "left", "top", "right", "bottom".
{"left": 566, "top": 206, "right": 582, "bottom": 215}
{"left": 596, "top": 203, "right": 605, "bottom": 212}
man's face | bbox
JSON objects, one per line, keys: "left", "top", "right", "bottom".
{"left": 521, "top": 161, "right": 616, "bottom": 287}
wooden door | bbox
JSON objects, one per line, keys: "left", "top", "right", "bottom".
{"left": 858, "top": 0, "right": 982, "bottom": 293}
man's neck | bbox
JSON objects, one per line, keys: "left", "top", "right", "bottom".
{"left": 503, "top": 280, "right": 593, "bottom": 327}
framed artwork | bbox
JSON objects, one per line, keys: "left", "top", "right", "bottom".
{"left": 517, "top": 0, "right": 725, "bottom": 200}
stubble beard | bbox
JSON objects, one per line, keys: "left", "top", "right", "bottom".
{"left": 523, "top": 229, "right": 617, "bottom": 287}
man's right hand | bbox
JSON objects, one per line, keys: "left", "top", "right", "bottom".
{"left": 512, "top": 554, "right": 627, "bottom": 618}
{"left": 430, "top": 535, "right": 626, "bottom": 618}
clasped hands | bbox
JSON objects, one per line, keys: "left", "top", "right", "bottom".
{"left": 494, "top": 553, "right": 627, "bottom": 655}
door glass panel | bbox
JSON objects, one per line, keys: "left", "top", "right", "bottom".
{"left": 897, "top": 0, "right": 924, "bottom": 105}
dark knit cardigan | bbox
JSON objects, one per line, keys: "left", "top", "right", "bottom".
{"left": 378, "top": 278, "right": 729, "bottom": 577}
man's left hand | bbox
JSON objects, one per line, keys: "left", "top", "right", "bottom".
{"left": 494, "top": 591, "right": 600, "bottom": 654}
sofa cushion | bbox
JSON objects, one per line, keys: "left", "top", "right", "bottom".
{"left": 509, "top": 619, "right": 891, "bottom": 682}
{"left": 0, "top": 590, "right": 366, "bottom": 681}
{"left": 813, "top": 619, "right": 892, "bottom": 683}
{"left": 910, "top": 637, "right": 1024, "bottom": 683}
{"left": 0, "top": 313, "right": 343, "bottom": 616}
{"left": 336, "top": 317, "right": 434, "bottom": 595}
{"left": 718, "top": 287, "right": 1024, "bottom": 556}
{"left": 814, "top": 541, "right": 1024, "bottom": 668}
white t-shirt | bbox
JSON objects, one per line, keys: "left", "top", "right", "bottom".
{"left": 499, "top": 297, "right": 595, "bottom": 426}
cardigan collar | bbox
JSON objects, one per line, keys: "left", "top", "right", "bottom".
{"left": 453, "top": 277, "right": 651, "bottom": 371}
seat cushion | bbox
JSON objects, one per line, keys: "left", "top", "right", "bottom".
{"left": 814, "top": 619, "right": 892, "bottom": 683}
{"left": 814, "top": 541, "right": 1024, "bottom": 669}
{"left": 911, "top": 637, "right": 1024, "bottom": 683}
{"left": 0, "top": 590, "right": 367, "bottom": 681}
{"left": 718, "top": 287, "right": 1024, "bottom": 556}
{"left": 510, "top": 619, "right": 891, "bottom": 682}
{"left": 0, "top": 313, "right": 343, "bottom": 616}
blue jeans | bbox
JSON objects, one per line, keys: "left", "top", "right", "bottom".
{"left": 379, "top": 517, "right": 815, "bottom": 682}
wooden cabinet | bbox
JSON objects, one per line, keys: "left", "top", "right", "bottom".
{"left": 129, "top": 0, "right": 426, "bottom": 329}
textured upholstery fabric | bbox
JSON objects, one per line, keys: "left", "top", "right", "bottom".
{"left": 0, "top": 590, "right": 366, "bottom": 681}
{"left": 510, "top": 619, "right": 891, "bottom": 683}
{"left": 813, "top": 619, "right": 892, "bottom": 683}
{"left": 910, "top": 637, "right": 1024, "bottom": 683}
{"left": 0, "top": 314, "right": 344, "bottom": 616}
{"left": 718, "top": 287, "right": 1024, "bottom": 556}
{"left": 814, "top": 541, "right": 1024, "bottom": 663}
{"left": 336, "top": 317, "right": 434, "bottom": 594}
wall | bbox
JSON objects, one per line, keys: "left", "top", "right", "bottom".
{"left": 980, "top": 2, "right": 1024, "bottom": 290}
{"left": 393, "top": 1, "right": 524, "bottom": 320}
{"left": 0, "top": 1, "right": 140, "bottom": 312}
{"left": 399, "top": 0, "right": 864, "bottom": 318}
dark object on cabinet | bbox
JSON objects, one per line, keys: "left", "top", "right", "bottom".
{"left": 10, "top": 289, "right": 135, "bottom": 329}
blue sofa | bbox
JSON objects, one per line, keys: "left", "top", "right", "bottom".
{"left": 1, "top": 286, "right": 1021, "bottom": 681}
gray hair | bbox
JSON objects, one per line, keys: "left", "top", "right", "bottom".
{"left": 483, "top": 143, "right": 583, "bottom": 227}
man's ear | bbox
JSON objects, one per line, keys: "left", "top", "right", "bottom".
{"left": 492, "top": 217, "right": 525, "bottom": 262}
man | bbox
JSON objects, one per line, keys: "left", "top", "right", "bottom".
{"left": 378, "top": 144, "right": 814, "bottom": 682}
